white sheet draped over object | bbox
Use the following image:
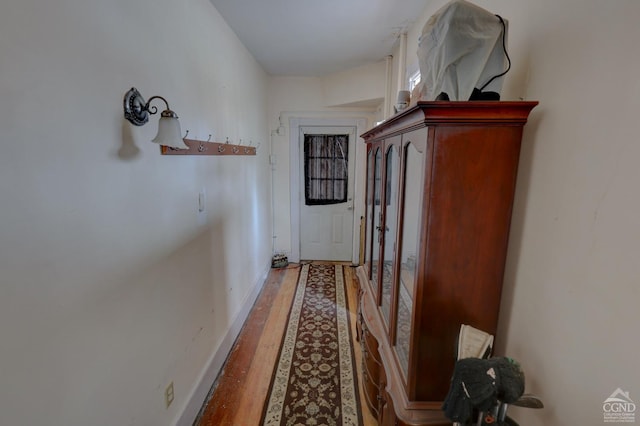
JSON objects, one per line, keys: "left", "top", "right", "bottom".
{"left": 417, "top": 0, "right": 509, "bottom": 101}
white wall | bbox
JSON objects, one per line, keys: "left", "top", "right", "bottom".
{"left": 321, "top": 61, "right": 387, "bottom": 107}
{"left": 403, "top": 1, "right": 640, "bottom": 424}
{"left": 0, "top": 0, "right": 271, "bottom": 425}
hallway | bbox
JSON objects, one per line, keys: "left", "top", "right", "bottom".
{"left": 194, "top": 263, "right": 376, "bottom": 425}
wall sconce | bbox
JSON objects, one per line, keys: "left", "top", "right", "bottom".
{"left": 123, "top": 87, "right": 189, "bottom": 149}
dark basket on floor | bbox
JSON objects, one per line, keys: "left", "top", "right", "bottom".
{"left": 271, "top": 254, "right": 289, "bottom": 268}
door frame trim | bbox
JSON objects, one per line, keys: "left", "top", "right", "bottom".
{"left": 289, "top": 117, "right": 368, "bottom": 263}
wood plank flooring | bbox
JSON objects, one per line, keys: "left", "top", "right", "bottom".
{"left": 195, "top": 262, "right": 376, "bottom": 425}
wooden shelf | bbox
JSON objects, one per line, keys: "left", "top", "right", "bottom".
{"left": 160, "top": 138, "right": 256, "bottom": 156}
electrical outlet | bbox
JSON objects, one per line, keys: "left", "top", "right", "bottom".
{"left": 165, "top": 382, "right": 174, "bottom": 409}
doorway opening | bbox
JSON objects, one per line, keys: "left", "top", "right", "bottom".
{"left": 288, "top": 117, "right": 367, "bottom": 264}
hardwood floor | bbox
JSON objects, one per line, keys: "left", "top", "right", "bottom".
{"left": 194, "top": 262, "right": 376, "bottom": 425}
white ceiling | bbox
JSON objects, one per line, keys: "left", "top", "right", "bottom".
{"left": 209, "top": 0, "right": 428, "bottom": 76}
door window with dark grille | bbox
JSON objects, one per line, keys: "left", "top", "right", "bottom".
{"left": 304, "top": 134, "right": 349, "bottom": 205}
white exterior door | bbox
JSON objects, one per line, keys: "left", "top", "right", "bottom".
{"left": 299, "top": 126, "right": 356, "bottom": 261}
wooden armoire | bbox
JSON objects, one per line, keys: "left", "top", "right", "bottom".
{"left": 356, "top": 101, "right": 538, "bottom": 425}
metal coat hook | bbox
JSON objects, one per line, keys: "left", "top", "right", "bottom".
{"left": 183, "top": 130, "right": 190, "bottom": 139}
{"left": 207, "top": 134, "right": 212, "bottom": 142}
{"left": 225, "top": 137, "right": 230, "bottom": 144}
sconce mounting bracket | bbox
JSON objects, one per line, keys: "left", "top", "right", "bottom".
{"left": 124, "top": 87, "right": 149, "bottom": 126}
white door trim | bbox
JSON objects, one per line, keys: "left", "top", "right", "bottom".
{"left": 289, "top": 117, "right": 368, "bottom": 264}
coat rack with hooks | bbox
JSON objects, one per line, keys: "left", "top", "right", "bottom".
{"left": 160, "top": 131, "right": 257, "bottom": 156}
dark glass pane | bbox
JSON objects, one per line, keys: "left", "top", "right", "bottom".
{"left": 381, "top": 145, "right": 399, "bottom": 326}
{"left": 304, "top": 134, "right": 349, "bottom": 205}
{"left": 371, "top": 148, "right": 382, "bottom": 295}
{"left": 395, "top": 142, "right": 423, "bottom": 378}
{"left": 365, "top": 149, "right": 374, "bottom": 280}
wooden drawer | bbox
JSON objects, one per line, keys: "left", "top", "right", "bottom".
{"left": 362, "top": 340, "right": 380, "bottom": 386}
{"left": 361, "top": 328, "right": 382, "bottom": 387}
{"left": 362, "top": 322, "right": 381, "bottom": 364}
{"left": 361, "top": 359, "right": 379, "bottom": 419}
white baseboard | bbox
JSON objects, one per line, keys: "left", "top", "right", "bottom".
{"left": 174, "top": 262, "right": 271, "bottom": 426}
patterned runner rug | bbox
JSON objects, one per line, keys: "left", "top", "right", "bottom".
{"left": 261, "top": 263, "right": 362, "bottom": 426}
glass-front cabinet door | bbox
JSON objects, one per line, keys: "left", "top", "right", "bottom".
{"left": 394, "top": 134, "right": 426, "bottom": 379}
{"left": 380, "top": 140, "right": 400, "bottom": 327}
{"left": 368, "top": 146, "right": 383, "bottom": 297}
{"left": 365, "top": 147, "right": 375, "bottom": 281}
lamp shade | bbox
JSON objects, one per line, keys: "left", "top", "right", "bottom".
{"left": 151, "top": 110, "right": 189, "bottom": 149}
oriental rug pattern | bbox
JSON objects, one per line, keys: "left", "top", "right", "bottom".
{"left": 262, "top": 264, "right": 362, "bottom": 426}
